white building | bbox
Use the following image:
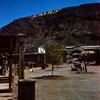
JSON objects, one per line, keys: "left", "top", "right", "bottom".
{"left": 25, "top": 45, "right": 45, "bottom": 53}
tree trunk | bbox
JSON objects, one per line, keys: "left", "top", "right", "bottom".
{"left": 84, "top": 61, "right": 87, "bottom": 72}
{"left": 52, "top": 64, "right": 54, "bottom": 76}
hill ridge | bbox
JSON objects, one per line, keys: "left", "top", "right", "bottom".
{"left": 0, "top": 3, "right": 100, "bottom": 47}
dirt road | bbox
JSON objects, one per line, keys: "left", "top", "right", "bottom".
{"left": 25, "top": 64, "right": 100, "bottom": 100}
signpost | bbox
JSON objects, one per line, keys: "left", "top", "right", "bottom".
{"left": 17, "top": 33, "right": 26, "bottom": 79}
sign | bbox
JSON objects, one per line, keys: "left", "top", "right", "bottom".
{"left": 0, "top": 35, "right": 16, "bottom": 52}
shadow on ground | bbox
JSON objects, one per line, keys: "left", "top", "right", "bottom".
{"left": 0, "top": 89, "right": 10, "bottom": 93}
{"left": 31, "top": 75, "right": 70, "bottom": 80}
{"left": 71, "top": 71, "right": 97, "bottom": 74}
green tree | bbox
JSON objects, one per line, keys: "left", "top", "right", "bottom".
{"left": 45, "top": 41, "right": 63, "bottom": 76}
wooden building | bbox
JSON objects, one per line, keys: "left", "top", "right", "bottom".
{"left": 13, "top": 53, "right": 46, "bottom": 68}
{"left": 0, "top": 34, "right": 17, "bottom": 91}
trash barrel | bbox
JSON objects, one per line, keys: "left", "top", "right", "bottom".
{"left": 18, "top": 79, "right": 35, "bottom": 100}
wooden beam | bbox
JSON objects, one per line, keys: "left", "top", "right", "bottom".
{"left": 9, "top": 37, "right": 13, "bottom": 91}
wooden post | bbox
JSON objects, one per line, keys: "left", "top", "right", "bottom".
{"left": 43, "top": 54, "right": 46, "bottom": 69}
{"left": 37, "top": 54, "right": 39, "bottom": 67}
{"left": 9, "top": 37, "right": 13, "bottom": 91}
{"left": 19, "top": 42, "right": 24, "bottom": 79}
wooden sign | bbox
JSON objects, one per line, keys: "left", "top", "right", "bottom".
{"left": 0, "top": 35, "right": 16, "bottom": 52}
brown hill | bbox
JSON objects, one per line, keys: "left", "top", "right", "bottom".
{"left": 0, "top": 3, "right": 100, "bottom": 47}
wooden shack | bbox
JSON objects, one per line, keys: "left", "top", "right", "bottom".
{"left": 0, "top": 34, "right": 17, "bottom": 91}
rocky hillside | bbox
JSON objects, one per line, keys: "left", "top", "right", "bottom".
{"left": 0, "top": 3, "right": 100, "bottom": 47}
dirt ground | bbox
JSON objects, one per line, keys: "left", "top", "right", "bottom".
{"left": 25, "top": 64, "right": 100, "bottom": 100}
{"left": 1, "top": 63, "right": 100, "bottom": 100}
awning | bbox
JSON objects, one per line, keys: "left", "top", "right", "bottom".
{"left": 82, "top": 51, "right": 95, "bottom": 54}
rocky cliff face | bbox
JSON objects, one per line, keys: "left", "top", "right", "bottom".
{"left": 0, "top": 3, "right": 100, "bottom": 47}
